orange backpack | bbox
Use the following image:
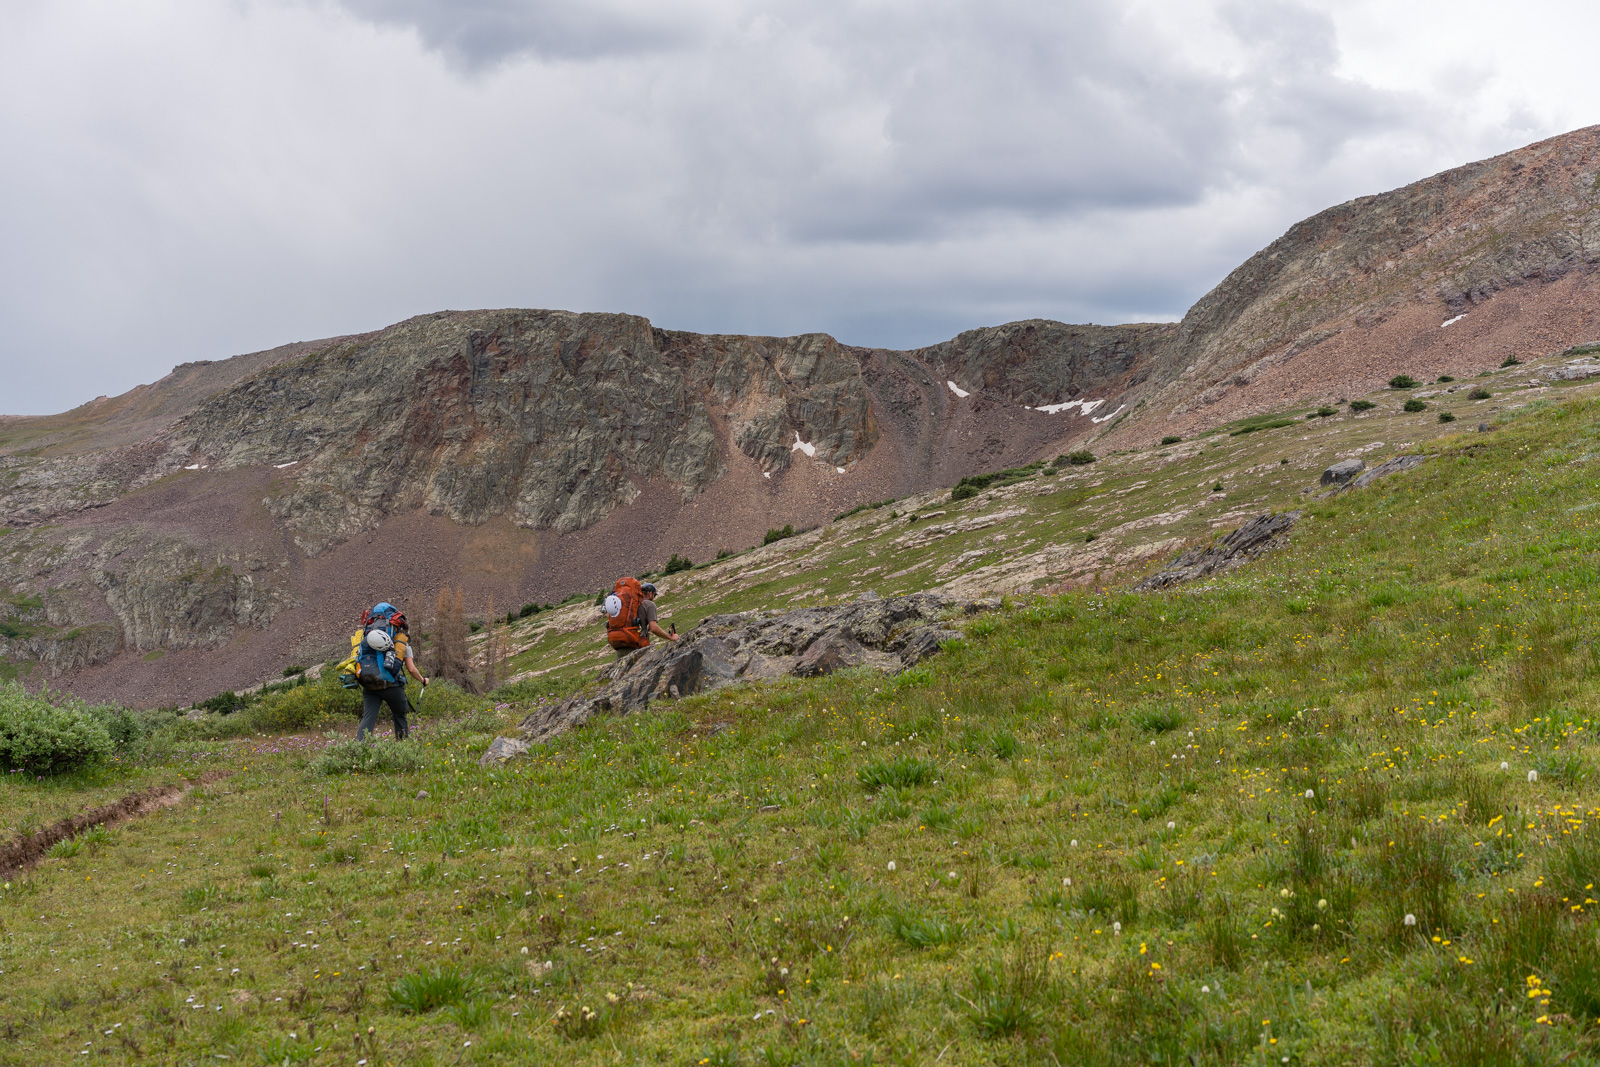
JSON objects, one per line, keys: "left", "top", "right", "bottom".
{"left": 605, "top": 577, "right": 648, "bottom": 649}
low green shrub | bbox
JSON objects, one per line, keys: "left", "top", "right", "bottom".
{"left": 1437, "top": 375, "right": 1455, "bottom": 382}
{"left": 101, "top": 708, "right": 149, "bottom": 752}
{"left": 1066, "top": 450, "right": 1096, "bottom": 465}
{"left": 0, "top": 682, "right": 114, "bottom": 775}
{"left": 312, "top": 738, "right": 426, "bottom": 776}
{"left": 488, "top": 676, "right": 580, "bottom": 704}
{"left": 252, "top": 670, "right": 361, "bottom": 733}
{"left": 1311, "top": 406, "right": 1337, "bottom": 418}
{"left": 1439, "top": 411, "right": 1456, "bottom": 423}
{"left": 858, "top": 756, "right": 937, "bottom": 791}
{"left": 1403, "top": 398, "right": 1427, "bottom": 412}
{"left": 198, "top": 690, "right": 245, "bottom": 715}
{"left": 888, "top": 911, "right": 963, "bottom": 948}
{"left": 834, "top": 498, "right": 899, "bottom": 522}
{"left": 962, "top": 942, "right": 1051, "bottom": 1038}
{"left": 1229, "top": 418, "right": 1296, "bottom": 436}
{"left": 1159, "top": 435, "right": 1182, "bottom": 445}
{"left": 763, "top": 525, "right": 795, "bottom": 545}
{"left": 1389, "top": 374, "right": 1419, "bottom": 389}
{"left": 389, "top": 967, "right": 473, "bottom": 1013}
{"left": 1501, "top": 355, "right": 1521, "bottom": 367}
{"left": 1133, "top": 706, "right": 1183, "bottom": 733}
{"left": 953, "top": 461, "right": 1046, "bottom": 500}
{"left": 1469, "top": 387, "right": 1492, "bottom": 400}
{"left": 1350, "top": 399, "right": 1376, "bottom": 411}
{"left": 663, "top": 553, "right": 693, "bottom": 575}
{"left": 411, "top": 680, "right": 488, "bottom": 718}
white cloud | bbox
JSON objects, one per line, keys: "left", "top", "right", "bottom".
{"left": 2, "top": 0, "right": 1599, "bottom": 414}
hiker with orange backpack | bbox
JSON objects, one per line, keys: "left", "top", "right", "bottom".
{"left": 603, "top": 579, "right": 678, "bottom": 657}
{"left": 342, "top": 602, "right": 428, "bottom": 740}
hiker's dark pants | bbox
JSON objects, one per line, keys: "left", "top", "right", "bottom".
{"left": 359, "top": 685, "right": 410, "bottom": 741}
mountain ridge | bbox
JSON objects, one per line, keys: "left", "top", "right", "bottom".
{"left": 9, "top": 125, "right": 1600, "bottom": 704}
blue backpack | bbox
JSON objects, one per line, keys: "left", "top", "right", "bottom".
{"left": 339, "top": 604, "right": 409, "bottom": 690}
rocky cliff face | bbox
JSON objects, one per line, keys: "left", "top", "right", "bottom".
{"left": 8, "top": 126, "right": 1600, "bottom": 704}
{"left": 1134, "top": 126, "right": 1600, "bottom": 431}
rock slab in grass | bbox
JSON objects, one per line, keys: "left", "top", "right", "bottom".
{"left": 488, "top": 592, "right": 991, "bottom": 757}
{"left": 1550, "top": 362, "right": 1600, "bottom": 381}
{"left": 1136, "top": 512, "right": 1299, "bottom": 591}
{"left": 1321, "top": 458, "right": 1366, "bottom": 486}
{"left": 1350, "top": 454, "right": 1430, "bottom": 489}
{"left": 478, "top": 735, "right": 530, "bottom": 766}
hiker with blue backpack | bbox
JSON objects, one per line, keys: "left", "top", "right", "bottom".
{"left": 341, "top": 602, "right": 428, "bottom": 741}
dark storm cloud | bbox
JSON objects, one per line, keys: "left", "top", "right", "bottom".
{"left": 0, "top": 0, "right": 1587, "bottom": 414}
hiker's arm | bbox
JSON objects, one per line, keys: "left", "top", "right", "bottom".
{"left": 405, "top": 651, "right": 427, "bottom": 685}
{"left": 649, "top": 620, "right": 677, "bottom": 641}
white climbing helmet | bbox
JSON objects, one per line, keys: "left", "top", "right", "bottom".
{"left": 602, "top": 593, "right": 623, "bottom": 618}
{"left": 365, "top": 629, "right": 393, "bottom": 651}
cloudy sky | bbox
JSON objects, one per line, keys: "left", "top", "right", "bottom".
{"left": 2, "top": 0, "right": 1597, "bottom": 415}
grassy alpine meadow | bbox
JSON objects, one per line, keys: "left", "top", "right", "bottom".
{"left": 13, "top": 393, "right": 1600, "bottom": 1063}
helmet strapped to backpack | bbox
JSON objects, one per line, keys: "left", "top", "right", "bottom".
{"left": 606, "top": 577, "right": 649, "bottom": 650}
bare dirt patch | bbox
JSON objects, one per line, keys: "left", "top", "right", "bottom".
{"left": 0, "top": 769, "right": 232, "bottom": 878}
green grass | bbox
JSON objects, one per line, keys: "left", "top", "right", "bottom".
{"left": 12, "top": 386, "right": 1600, "bottom": 1059}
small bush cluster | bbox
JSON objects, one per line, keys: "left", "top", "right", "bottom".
{"left": 0, "top": 682, "right": 115, "bottom": 775}
{"left": 389, "top": 967, "right": 473, "bottom": 1013}
{"left": 1229, "top": 414, "right": 1297, "bottom": 436}
{"left": 312, "top": 738, "right": 425, "bottom": 776}
{"left": 1309, "top": 406, "right": 1337, "bottom": 418}
{"left": 952, "top": 461, "right": 1047, "bottom": 501}
{"left": 1159, "top": 435, "right": 1182, "bottom": 445}
{"left": 1403, "top": 398, "right": 1427, "bottom": 412}
{"left": 1389, "top": 374, "right": 1419, "bottom": 389}
{"left": 663, "top": 553, "right": 694, "bottom": 575}
{"left": 763, "top": 525, "right": 795, "bottom": 545}
{"left": 834, "top": 498, "right": 900, "bottom": 522}
{"left": 1349, "top": 399, "right": 1377, "bottom": 411}
{"left": 1439, "top": 411, "right": 1456, "bottom": 423}
{"left": 503, "top": 603, "right": 555, "bottom": 624}
{"left": 858, "top": 755, "right": 937, "bottom": 791}
{"left": 253, "top": 671, "right": 362, "bottom": 732}
{"left": 1469, "top": 386, "right": 1492, "bottom": 400}
{"left": 1501, "top": 355, "right": 1522, "bottom": 367}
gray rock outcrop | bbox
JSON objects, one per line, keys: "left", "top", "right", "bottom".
{"left": 1350, "top": 455, "right": 1430, "bottom": 489}
{"left": 1549, "top": 361, "right": 1600, "bottom": 381}
{"left": 1137, "top": 512, "right": 1299, "bottom": 591}
{"left": 483, "top": 592, "right": 990, "bottom": 760}
{"left": 1321, "top": 458, "right": 1366, "bottom": 487}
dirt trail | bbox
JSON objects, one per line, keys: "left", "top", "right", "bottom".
{"left": 0, "top": 769, "right": 232, "bottom": 878}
